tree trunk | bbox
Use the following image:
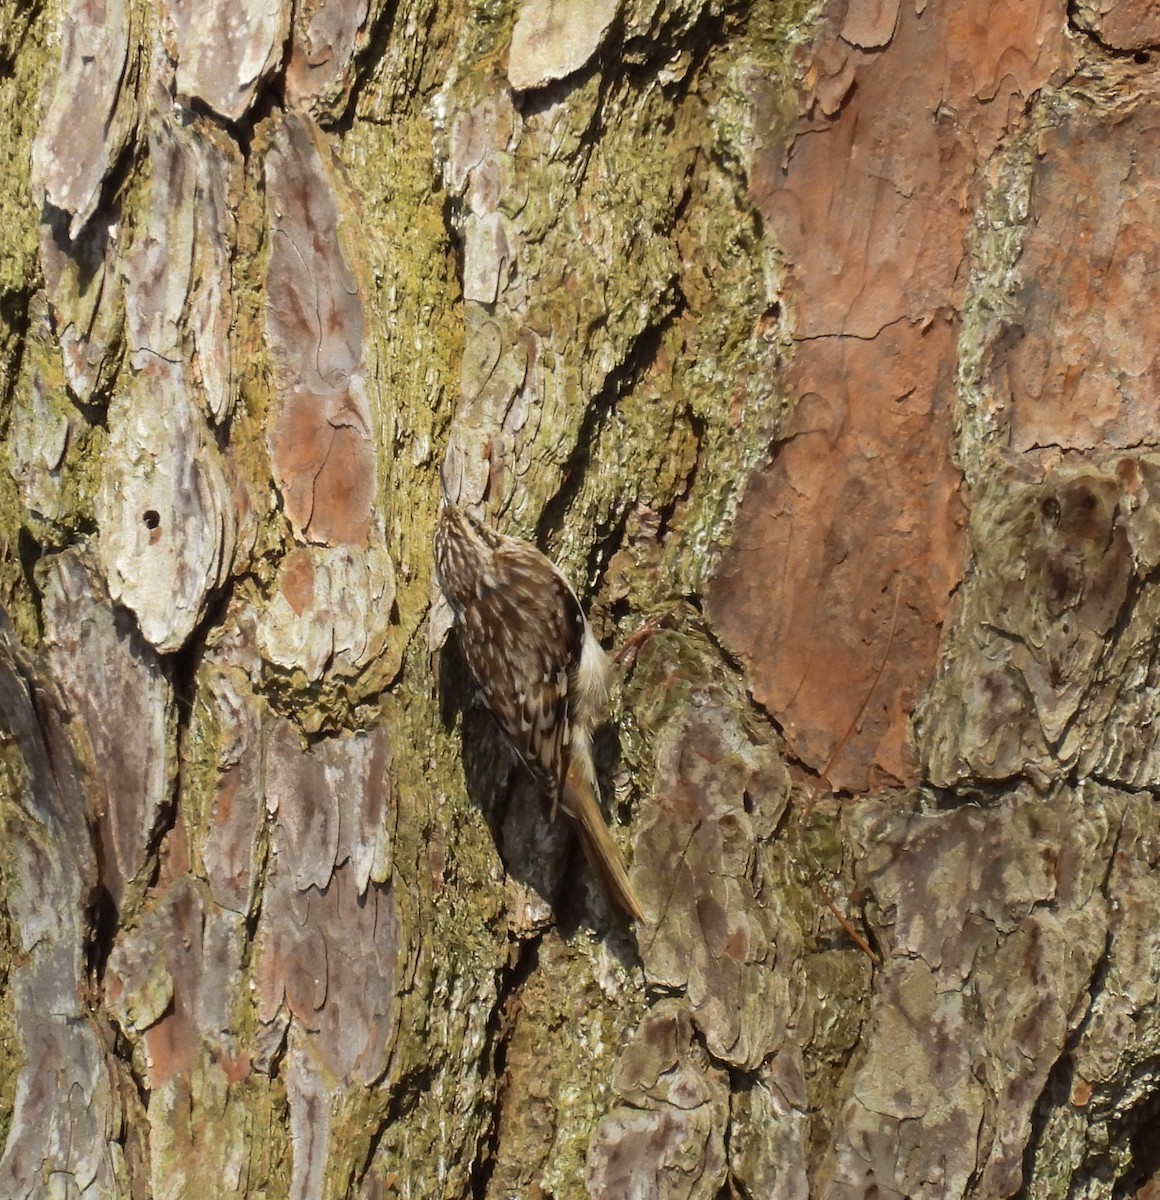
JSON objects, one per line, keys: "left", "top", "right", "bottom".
{"left": 1, "top": 0, "right": 1157, "bottom": 1196}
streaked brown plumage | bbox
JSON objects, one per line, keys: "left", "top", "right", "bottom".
{"left": 434, "top": 498, "right": 643, "bottom": 922}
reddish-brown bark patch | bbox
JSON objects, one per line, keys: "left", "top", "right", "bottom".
{"left": 1004, "top": 109, "right": 1160, "bottom": 453}
{"left": 264, "top": 113, "right": 375, "bottom": 548}
{"left": 710, "top": 322, "right": 966, "bottom": 789}
{"left": 279, "top": 545, "right": 316, "bottom": 616}
{"left": 710, "top": 0, "right": 1066, "bottom": 789}
{"left": 1073, "top": 0, "right": 1160, "bottom": 52}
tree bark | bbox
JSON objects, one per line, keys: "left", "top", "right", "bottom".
{"left": 1, "top": 0, "right": 1158, "bottom": 1197}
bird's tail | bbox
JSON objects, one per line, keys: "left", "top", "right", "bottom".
{"left": 561, "top": 760, "right": 645, "bottom": 923}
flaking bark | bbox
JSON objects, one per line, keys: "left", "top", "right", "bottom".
{"left": 1, "top": 0, "right": 1159, "bottom": 1197}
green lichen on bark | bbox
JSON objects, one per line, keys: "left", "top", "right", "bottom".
{"left": 952, "top": 130, "right": 1036, "bottom": 483}
{"left": 552, "top": 10, "right": 804, "bottom": 617}
{"left": 221, "top": 134, "right": 279, "bottom": 563}
{"left": 344, "top": 108, "right": 465, "bottom": 654}
{"left": 0, "top": 1, "right": 57, "bottom": 647}
{"left": 496, "top": 931, "right": 646, "bottom": 1197}
{"left": 0, "top": 0, "right": 44, "bottom": 310}
{"left": 346, "top": 640, "right": 508, "bottom": 1196}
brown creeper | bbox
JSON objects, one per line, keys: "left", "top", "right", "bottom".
{"left": 434, "top": 494, "right": 644, "bottom": 922}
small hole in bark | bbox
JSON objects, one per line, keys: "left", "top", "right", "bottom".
{"left": 1041, "top": 496, "right": 1061, "bottom": 529}
{"left": 143, "top": 510, "right": 160, "bottom": 530}
{"left": 756, "top": 304, "right": 782, "bottom": 339}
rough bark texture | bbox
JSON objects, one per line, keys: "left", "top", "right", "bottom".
{"left": 1, "top": 0, "right": 1159, "bottom": 1198}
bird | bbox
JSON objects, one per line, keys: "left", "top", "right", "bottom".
{"left": 433, "top": 487, "right": 644, "bottom": 922}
